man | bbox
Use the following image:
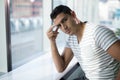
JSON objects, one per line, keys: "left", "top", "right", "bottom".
{"left": 46, "top": 5, "right": 120, "bottom": 80}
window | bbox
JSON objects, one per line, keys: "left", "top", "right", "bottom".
{"left": 9, "top": 0, "right": 43, "bottom": 69}
{"left": 99, "top": 0, "right": 120, "bottom": 30}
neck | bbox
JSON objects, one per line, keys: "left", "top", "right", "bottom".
{"left": 76, "top": 22, "right": 86, "bottom": 43}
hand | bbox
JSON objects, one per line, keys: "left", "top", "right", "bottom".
{"left": 46, "top": 25, "right": 59, "bottom": 41}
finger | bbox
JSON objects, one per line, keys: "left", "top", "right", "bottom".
{"left": 47, "top": 25, "right": 56, "bottom": 32}
{"left": 55, "top": 26, "right": 59, "bottom": 32}
{"left": 48, "top": 31, "right": 57, "bottom": 38}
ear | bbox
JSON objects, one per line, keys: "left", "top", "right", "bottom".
{"left": 71, "top": 11, "right": 76, "bottom": 18}
{"left": 71, "top": 11, "right": 80, "bottom": 24}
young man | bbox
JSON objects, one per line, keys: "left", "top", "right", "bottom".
{"left": 46, "top": 5, "right": 120, "bottom": 80}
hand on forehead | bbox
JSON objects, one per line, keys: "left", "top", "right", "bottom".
{"left": 52, "top": 25, "right": 59, "bottom": 32}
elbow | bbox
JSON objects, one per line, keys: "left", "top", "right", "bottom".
{"left": 56, "top": 60, "right": 68, "bottom": 72}
{"left": 57, "top": 66, "right": 66, "bottom": 73}
{"left": 57, "top": 68, "right": 65, "bottom": 73}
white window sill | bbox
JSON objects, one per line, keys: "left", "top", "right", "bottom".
{"left": 0, "top": 52, "right": 77, "bottom": 80}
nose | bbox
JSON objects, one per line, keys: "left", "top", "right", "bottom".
{"left": 61, "top": 24, "right": 67, "bottom": 30}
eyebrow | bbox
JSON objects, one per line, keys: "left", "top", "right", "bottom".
{"left": 56, "top": 16, "right": 67, "bottom": 27}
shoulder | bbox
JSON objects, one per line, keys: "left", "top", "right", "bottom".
{"left": 85, "top": 22, "right": 97, "bottom": 28}
{"left": 94, "top": 25, "right": 115, "bottom": 39}
{"left": 95, "top": 25, "right": 112, "bottom": 32}
{"left": 93, "top": 25, "right": 119, "bottom": 51}
{"left": 85, "top": 22, "right": 98, "bottom": 32}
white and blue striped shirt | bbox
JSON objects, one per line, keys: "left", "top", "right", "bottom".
{"left": 65, "top": 23, "right": 120, "bottom": 80}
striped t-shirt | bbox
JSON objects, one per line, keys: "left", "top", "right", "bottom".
{"left": 65, "top": 23, "right": 120, "bottom": 80}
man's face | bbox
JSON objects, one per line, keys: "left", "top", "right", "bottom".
{"left": 53, "top": 12, "right": 76, "bottom": 35}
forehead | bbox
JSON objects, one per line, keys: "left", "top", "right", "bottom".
{"left": 53, "top": 13, "right": 66, "bottom": 25}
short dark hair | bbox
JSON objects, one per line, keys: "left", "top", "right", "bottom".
{"left": 50, "top": 5, "right": 72, "bottom": 20}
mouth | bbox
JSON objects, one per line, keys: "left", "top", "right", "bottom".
{"left": 65, "top": 29, "right": 71, "bottom": 34}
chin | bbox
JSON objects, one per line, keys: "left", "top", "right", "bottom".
{"left": 65, "top": 31, "right": 74, "bottom": 35}
{"left": 68, "top": 33, "right": 74, "bottom": 35}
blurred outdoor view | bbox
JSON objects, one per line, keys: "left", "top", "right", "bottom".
{"left": 99, "top": 0, "right": 120, "bottom": 37}
{"left": 10, "top": 0, "right": 43, "bottom": 69}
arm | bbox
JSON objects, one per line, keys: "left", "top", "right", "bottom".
{"left": 47, "top": 25, "right": 73, "bottom": 72}
{"left": 94, "top": 26, "right": 120, "bottom": 79}
{"left": 107, "top": 40, "right": 120, "bottom": 61}
{"left": 107, "top": 40, "right": 120, "bottom": 80}
{"left": 116, "top": 68, "right": 120, "bottom": 80}
{"left": 51, "top": 42, "right": 73, "bottom": 72}
{"left": 94, "top": 26, "right": 120, "bottom": 60}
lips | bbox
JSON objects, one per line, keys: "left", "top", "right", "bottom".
{"left": 65, "top": 29, "right": 71, "bottom": 34}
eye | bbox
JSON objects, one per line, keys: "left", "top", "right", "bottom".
{"left": 57, "top": 24, "right": 61, "bottom": 27}
{"left": 61, "top": 17, "right": 68, "bottom": 23}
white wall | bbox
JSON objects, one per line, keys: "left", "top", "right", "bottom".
{"left": 0, "top": 0, "right": 8, "bottom": 72}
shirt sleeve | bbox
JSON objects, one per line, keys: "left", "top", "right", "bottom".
{"left": 94, "top": 25, "right": 119, "bottom": 51}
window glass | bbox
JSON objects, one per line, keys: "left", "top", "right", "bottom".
{"left": 10, "top": 0, "right": 43, "bottom": 69}
{"left": 99, "top": 0, "right": 120, "bottom": 36}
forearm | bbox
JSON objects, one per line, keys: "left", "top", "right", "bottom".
{"left": 50, "top": 41, "right": 65, "bottom": 72}
{"left": 116, "top": 68, "right": 120, "bottom": 80}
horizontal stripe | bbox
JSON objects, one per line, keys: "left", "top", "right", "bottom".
{"left": 65, "top": 23, "right": 120, "bottom": 80}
